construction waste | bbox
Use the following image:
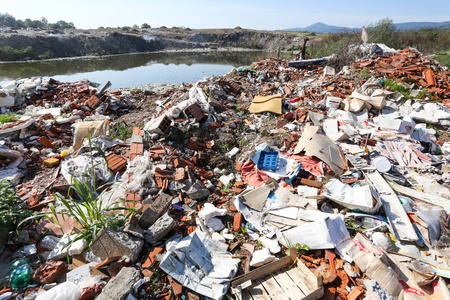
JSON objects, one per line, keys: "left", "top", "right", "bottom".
{"left": 1, "top": 45, "right": 450, "bottom": 300}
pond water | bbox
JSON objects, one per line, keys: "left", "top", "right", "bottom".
{"left": 0, "top": 50, "right": 273, "bottom": 89}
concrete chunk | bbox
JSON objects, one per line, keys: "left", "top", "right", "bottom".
{"left": 138, "top": 192, "right": 173, "bottom": 229}
{"left": 144, "top": 212, "right": 177, "bottom": 245}
{"left": 96, "top": 267, "right": 139, "bottom": 300}
{"left": 89, "top": 228, "right": 143, "bottom": 263}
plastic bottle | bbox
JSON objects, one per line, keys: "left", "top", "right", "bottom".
{"left": 9, "top": 258, "right": 31, "bottom": 290}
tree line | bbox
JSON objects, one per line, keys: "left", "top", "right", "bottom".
{"left": 0, "top": 13, "right": 75, "bottom": 29}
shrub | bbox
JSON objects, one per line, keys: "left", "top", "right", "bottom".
{"left": 0, "top": 179, "right": 32, "bottom": 230}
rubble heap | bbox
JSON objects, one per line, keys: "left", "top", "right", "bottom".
{"left": 1, "top": 46, "right": 450, "bottom": 300}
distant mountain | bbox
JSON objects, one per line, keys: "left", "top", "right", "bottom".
{"left": 394, "top": 21, "right": 450, "bottom": 30}
{"left": 285, "top": 21, "right": 450, "bottom": 33}
{"left": 285, "top": 22, "right": 355, "bottom": 33}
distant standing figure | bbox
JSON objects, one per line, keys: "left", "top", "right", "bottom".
{"left": 361, "top": 25, "right": 368, "bottom": 44}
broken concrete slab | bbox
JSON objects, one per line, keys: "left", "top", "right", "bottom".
{"left": 96, "top": 267, "right": 140, "bottom": 300}
{"left": 89, "top": 228, "right": 143, "bottom": 263}
{"left": 138, "top": 192, "right": 173, "bottom": 229}
{"left": 144, "top": 212, "right": 177, "bottom": 245}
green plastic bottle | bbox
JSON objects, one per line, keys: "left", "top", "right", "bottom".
{"left": 9, "top": 258, "right": 31, "bottom": 290}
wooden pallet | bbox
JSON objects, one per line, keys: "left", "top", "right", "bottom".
{"left": 232, "top": 249, "right": 324, "bottom": 300}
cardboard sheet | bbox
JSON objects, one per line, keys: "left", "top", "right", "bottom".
{"left": 249, "top": 94, "right": 282, "bottom": 114}
{"left": 294, "top": 126, "right": 347, "bottom": 175}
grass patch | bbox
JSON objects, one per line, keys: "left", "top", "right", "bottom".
{"left": 434, "top": 53, "right": 450, "bottom": 68}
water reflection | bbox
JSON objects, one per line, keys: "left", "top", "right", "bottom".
{"left": 0, "top": 51, "right": 272, "bottom": 88}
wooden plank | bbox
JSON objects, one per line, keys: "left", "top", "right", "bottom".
{"left": 365, "top": 171, "right": 418, "bottom": 242}
{"left": 287, "top": 266, "right": 317, "bottom": 295}
{"left": 286, "top": 266, "right": 313, "bottom": 296}
{"left": 260, "top": 275, "right": 290, "bottom": 300}
{"left": 248, "top": 278, "right": 270, "bottom": 300}
{"left": 297, "top": 260, "right": 322, "bottom": 288}
{"left": 242, "top": 289, "right": 252, "bottom": 300}
{"left": 231, "top": 247, "right": 296, "bottom": 288}
{"left": 273, "top": 270, "right": 306, "bottom": 299}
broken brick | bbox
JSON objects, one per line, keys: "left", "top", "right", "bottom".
{"left": 87, "top": 95, "right": 101, "bottom": 109}
{"left": 174, "top": 168, "right": 185, "bottom": 182}
{"left": 233, "top": 212, "right": 243, "bottom": 232}
{"left": 32, "top": 260, "right": 68, "bottom": 284}
{"left": 38, "top": 136, "right": 54, "bottom": 148}
{"left": 43, "top": 157, "right": 60, "bottom": 168}
{"left": 168, "top": 276, "right": 183, "bottom": 296}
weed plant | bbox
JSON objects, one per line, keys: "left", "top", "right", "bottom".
{"left": 0, "top": 179, "right": 32, "bottom": 230}
{"left": 20, "top": 135, "right": 132, "bottom": 248}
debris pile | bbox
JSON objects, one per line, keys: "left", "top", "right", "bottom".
{"left": 1, "top": 45, "right": 450, "bottom": 300}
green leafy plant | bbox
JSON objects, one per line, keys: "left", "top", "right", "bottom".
{"left": 0, "top": 113, "right": 15, "bottom": 124}
{"left": 110, "top": 121, "right": 133, "bottom": 141}
{"left": 0, "top": 179, "right": 32, "bottom": 230}
{"left": 238, "top": 138, "right": 246, "bottom": 148}
{"left": 293, "top": 243, "right": 309, "bottom": 255}
{"left": 240, "top": 224, "right": 248, "bottom": 235}
{"left": 20, "top": 135, "right": 131, "bottom": 248}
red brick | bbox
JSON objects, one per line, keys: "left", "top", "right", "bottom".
{"left": 38, "top": 136, "right": 54, "bottom": 148}
{"left": 87, "top": 95, "right": 101, "bottom": 109}
{"left": 208, "top": 123, "right": 221, "bottom": 129}
{"left": 187, "top": 291, "right": 200, "bottom": 300}
{"left": 77, "top": 84, "right": 89, "bottom": 94}
{"left": 174, "top": 168, "right": 185, "bottom": 182}
{"left": 142, "top": 247, "right": 164, "bottom": 269}
{"left": 32, "top": 260, "right": 68, "bottom": 284}
{"left": 130, "top": 142, "right": 143, "bottom": 161}
{"left": 132, "top": 127, "right": 144, "bottom": 136}
{"left": 184, "top": 104, "right": 204, "bottom": 121}
{"left": 168, "top": 276, "right": 183, "bottom": 296}
{"left": 187, "top": 139, "right": 199, "bottom": 150}
{"left": 276, "top": 120, "right": 285, "bottom": 128}
{"left": 125, "top": 192, "right": 142, "bottom": 209}
{"left": 173, "top": 158, "right": 187, "bottom": 168}
{"left": 106, "top": 153, "right": 127, "bottom": 173}
{"left": 233, "top": 213, "right": 243, "bottom": 232}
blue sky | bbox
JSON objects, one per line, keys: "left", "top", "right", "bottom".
{"left": 2, "top": 0, "right": 450, "bottom": 30}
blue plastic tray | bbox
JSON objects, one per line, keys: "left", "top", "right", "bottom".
{"left": 257, "top": 151, "right": 279, "bottom": 171}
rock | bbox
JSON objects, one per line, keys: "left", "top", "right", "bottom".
{"left": 250, "top": 248, "right": 276, "bottom": 267}
{"left": 40, "top": 235, "right": 61, "bottom": 250}
{"left": 144, "top": 212, "right": 177, "bottom": 245}
{"left": 43, "top": 157, "right": 60, "bottom": 168}
{"left": 138, "top": 192, "right": 173, "bottom": 229}
{"left": 186, "top": 181, "right": 210, "bottom": 200}
{"left": 89, "top": 228, "right": 143, "bottom": 263}
{"left": 33, "top": 260, "right": 68, "bottom": 284}
{"left": 96, "top": 267, "right": 139, "bottom": 300}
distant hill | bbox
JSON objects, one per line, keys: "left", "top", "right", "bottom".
{"left": 394, "top": 21, "right": 450, "bottom": 31}
{"left": 285, "top": 22, "right": 354, "bottom": 33}
{"left": 285, "top": 21, "right": 450, "bottom": 33}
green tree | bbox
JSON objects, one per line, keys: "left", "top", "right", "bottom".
{"left": 141, "top": 23, "right": 151, "bottom": 28}
{"left": 367, "top": 17, "right": 398, "bottom": 48}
